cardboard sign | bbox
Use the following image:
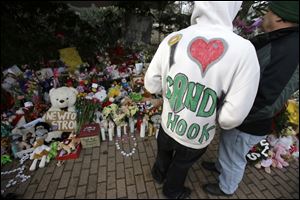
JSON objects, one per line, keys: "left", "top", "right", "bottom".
{"left": 59, "top": 47, "right": 83, "bottom": 72}
{"left": 44, "top": 111, "right": 77, "bottom": 131}
{"left": 287, "top": 100, "right": 299, "bottom": 126}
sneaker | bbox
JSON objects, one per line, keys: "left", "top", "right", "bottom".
{"left": 164, "top": 187, "right": 191, "bottom": 199}
{"left": 203, "top": 183, "right": 233, "bottom": 196}
{"left": 201, "top": 161, "right": 220, "bottom": 174}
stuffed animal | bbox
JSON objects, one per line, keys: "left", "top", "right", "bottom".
{"left": 94, "top": 88, "right": 107, "bottom": 102}
{"left": 255, "top": 151, "right": 274, "bottom": 174}
{"left": 1, "top": 137, "right": 11, "bottom": 156}
{"left": 272, "top": 136, "right": 293, "bottom": 169}
{"left": 11, "top": 133, "right": 31, "bottom": 156}
{"left": 29, "top": 138, "right": 51, "bottom": 171}
{"left": 46, "top": 141, "right": 59, "bottom": 162}
{"left": 33, "top": 121, "right": 63, "bottom": 143}
{"left": 108, "top": 85, "right": 122, "bottom": 102}
{"left": 48, "top": 86, "right": 78, "bottom": 112}
{"left": 57, "top": 132, "right": 80, "bottom": 155}
{"left": 34, "top": 122, "right": 51, "bottom": 140}
{"left": 45, "top": 130, "right": 63, "bottom": 143}
{"left": 67, "top": 132, "right": 81, "bottom": 149}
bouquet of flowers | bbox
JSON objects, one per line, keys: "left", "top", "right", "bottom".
{"left": 75, "top": 96, "right": 102, "bottom": 133}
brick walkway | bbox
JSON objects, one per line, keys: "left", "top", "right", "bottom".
{"left": 1, "top": 133, "right": 299, "bottom": 199}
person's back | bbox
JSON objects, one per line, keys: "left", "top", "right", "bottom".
{"left": 201, "top": 1, "right": 299, "bottom": 197}
{"left": 145, "top": 1, "right": 260, "bottom": 149}
{"left": 238, "top": 23, "right": 299, "bottom": 134}
{"left": 145, "top": 2, "right": 260, "bottom": 198}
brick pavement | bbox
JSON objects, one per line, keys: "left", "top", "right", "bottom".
{"left": 1, "top": 133, "right": 299, "bottom": 199}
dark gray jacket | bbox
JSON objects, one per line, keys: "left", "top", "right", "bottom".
{"left": 238, "top": 27, "right": 299, "bottom": 135}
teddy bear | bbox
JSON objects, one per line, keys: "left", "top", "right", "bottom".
{"left": 48, "top": 86, "right": 78, "bottom": 112}
{"left": 29, "top": 138, "right": 51, "bottom": 171}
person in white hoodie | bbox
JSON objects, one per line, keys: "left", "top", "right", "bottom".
{"left": 144, "top": 1, "right": 260, "bottom": 199}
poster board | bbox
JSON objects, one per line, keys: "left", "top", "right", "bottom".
{"left": 44, "top": 111, "right": 77, "bottom": 132}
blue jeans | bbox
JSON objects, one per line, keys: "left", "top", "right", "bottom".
{"left": 215, "top": 128, "right": 266, "bottom": 194}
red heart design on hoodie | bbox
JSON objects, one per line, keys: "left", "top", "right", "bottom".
{"left": 189, "top": 38, "right": 226, "bottom": 75}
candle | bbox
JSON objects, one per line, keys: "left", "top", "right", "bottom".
{"left": 140, "top": 121, "right": 145, "bottom": 138}
{"left": 101, "top": 127, "right": 106, "bottom": 141}
{"left": 148, "top": 123, "right": 153, "bottom": 137}
{"left": 123, "top": 123, "right": 127, "bottom": 135}
{"left": 102, "top": 119, "right": 108, "bottom": 132}
{"left": 108, "top": 128, "right": 113, "bottom": 141}
{"left": 108, "top": 120, "right": 115, "bottom": 141}
{"left": 117, "top": 126, "right": 121, "bottom": 138}
{"left": 129, "top": 117, "right": 135, "bottom": 134}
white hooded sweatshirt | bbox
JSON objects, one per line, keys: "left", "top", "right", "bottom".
{"left": 144, "top": 1, "right": 260, "bottom": 149}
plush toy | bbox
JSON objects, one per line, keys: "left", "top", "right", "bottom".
{"left": 46, "top": 141, "right": 59, "bottom": 162}
{"left": 255, "top": 151, "right": 274, "bottom": 174}
{"left": 131, "top": 76, "right": 144, "bottom": 93}
{"left": 29, "top": 138, "right": 51, "bottom": 171}
{"left": 108, "top": 85, "right": 122, "bottom": 102}
{"left": 11, "top": 133, "right": 31, "bottom": 156}
{"left": 48, "top": 86, "right": 78, "bottom": 112}
{"left": 1, "top": 137, "right": 12, "bottom": 156}
{"left": 121, "top": 78, "right": 131, "bottom": 92}
{"left": 34, "top": 122, "right": 51, "bottom": 140}
{"left": 45, "top": 130, "right": 63, "bottom": 143}
{"left": 272, "top": 136, "right": 293, "bottom": 169}
{"left": 129, "top": 92, "right": 143, "bottom": 102}
{"left": 34, "top": 121, "right": 63, "bottom": 143}
{"left": 94, "top": 87, "right": 107, "bottom": 102}
{"left": 1, "top": 154, "right": 12, "bottom": 165}
{"left": 57, "top": 132, "right": 80, "bottom": 155}
{"left": 67, "top": 132, "right": 81, "bottom": 148}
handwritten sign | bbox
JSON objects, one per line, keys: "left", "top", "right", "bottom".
{"left": 45, "top": 111, "right": 77, "bottom": 131}
{"left": 59, "top": 47, "right": 83, "bottom": 73}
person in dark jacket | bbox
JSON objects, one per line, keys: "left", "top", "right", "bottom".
{"left": 201, "top": 1, "right": 299, "bottom": 196}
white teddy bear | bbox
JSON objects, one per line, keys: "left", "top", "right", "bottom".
{"left": 48, "top": 87, "right": 78, "bottom": 112}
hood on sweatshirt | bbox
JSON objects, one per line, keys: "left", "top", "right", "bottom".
{"left": 190, "top": 1, "right": 242, "bottom": 30}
